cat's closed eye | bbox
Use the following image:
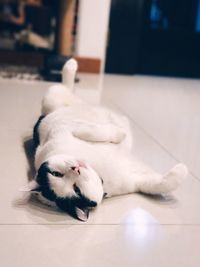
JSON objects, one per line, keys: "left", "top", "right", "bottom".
{"left": 50, "top": 171, "right": 64, "bottom": 177}
{"left": 73, "top": 184, "right": 81, "bottom": 195}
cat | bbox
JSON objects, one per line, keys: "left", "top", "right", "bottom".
{"left": 20, "top": 59, "right": 188, "bottom": 221}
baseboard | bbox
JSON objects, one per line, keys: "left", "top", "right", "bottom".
{"left": 75, "top": 57, "right": 101, "bottom": 73}
{"left": 0, "top": 51, "right": 101, "bottom": 73}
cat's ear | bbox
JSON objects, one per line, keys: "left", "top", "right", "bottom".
{"left": 74, "top": 207, "right": 89, "bottom": 222}
{"left": 19, "top": 180, "right": 40, "bottom": 192}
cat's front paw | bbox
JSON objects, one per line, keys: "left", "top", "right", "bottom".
{"left": 73, "top": 126, "right": 96, "bottom": 142}
{"left": 111, "top": 130, "right": 126, "bottom": 144}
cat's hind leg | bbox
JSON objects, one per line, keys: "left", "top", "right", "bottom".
{"left": 42, "top": 58, "right": 82, "bottom": 115}
{"left": 62, "top": 58, "right": 78, "bottom": 90}
{"left": 137, "top": 163, "right": 188, "bottom": 195}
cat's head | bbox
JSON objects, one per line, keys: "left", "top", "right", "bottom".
{"left": 22, "top": 154, "right": 104, "bottom": 221}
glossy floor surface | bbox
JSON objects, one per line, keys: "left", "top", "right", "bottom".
{"left": 0, "top": 74, "right": 200, "bottom": 266}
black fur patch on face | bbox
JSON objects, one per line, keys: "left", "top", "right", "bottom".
{"left": 41, "top": 187, "right": 57, "bottom": 202}
{"left": 36, "top": 162, "right": 49, "bottom": 187}
{"left": 36, "top": 162, "right": 57, "bottom": 202}
{"left": 55, "top": 194, "right": 97, "bottom": 221}
{"left": 55, "top": 184, "right": 97, "bottom": 220}
{"left": 73, "top": 184, "right": 97, "bottom": 208}
{"left": 56, "top": 184, "right": 97, "bottom": 214}
{"left": 33, "top": 115, "right": 45, "bottom": 148}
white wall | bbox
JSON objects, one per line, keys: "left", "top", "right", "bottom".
{"left": 76, "top": 0, "right": 111, "bottom": 69}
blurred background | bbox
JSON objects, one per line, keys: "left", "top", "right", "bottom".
{"left": 106, "top": 0, "right": 200, "bottom": 77}
{"left": 0, "top": 0, "right": 200, "bottom": 80}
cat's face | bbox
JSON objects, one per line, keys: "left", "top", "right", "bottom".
{"left": 25, "top": 154, "right": 104, "bottom": 221}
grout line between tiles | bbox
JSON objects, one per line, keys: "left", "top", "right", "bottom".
{"left": 0, "top": 223, "right": 200, "bottom": 226}
{"left": 107, "top": 99, "right": 200, "bottom": 183}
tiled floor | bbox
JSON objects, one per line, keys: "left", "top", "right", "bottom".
{"left": 0, "top": 74, "right": 200, "bottom": 266}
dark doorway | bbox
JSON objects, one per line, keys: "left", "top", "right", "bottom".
{"left": 105, "top": 0, "right": 200, "bottom": 78}
{"left": 105, "top": 0, "right": 145, "bottom": 74}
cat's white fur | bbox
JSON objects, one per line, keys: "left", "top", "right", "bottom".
{"left": 24, "top": 59, "right": 188, "bottom": 213}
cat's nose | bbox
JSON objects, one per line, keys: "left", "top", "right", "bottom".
{"left": 70, "top": 161, "right": 87, "bottom": 175}
{"left": 71, "top": 166, "right": 80, "bottom": 175}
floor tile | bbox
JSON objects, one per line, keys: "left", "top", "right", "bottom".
{"left": 102, "top": 75, "right": 200, "bottom": 180}
{"left": 0, "top": 225, "right": 199, "bottom": 267}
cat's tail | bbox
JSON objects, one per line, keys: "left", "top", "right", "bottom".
{"left": 42, "top": 58, "right": 82, "bottom": 115}
{"left": 138, "top": 163, "right": 188, "bottom": 195}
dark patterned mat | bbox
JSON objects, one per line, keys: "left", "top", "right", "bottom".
{"left": 0, "top": 65, "right": 43, "bottom": 81}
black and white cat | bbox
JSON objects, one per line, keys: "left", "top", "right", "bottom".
{"left": 21, "top": 59, "right": 188, "bottom": 221}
